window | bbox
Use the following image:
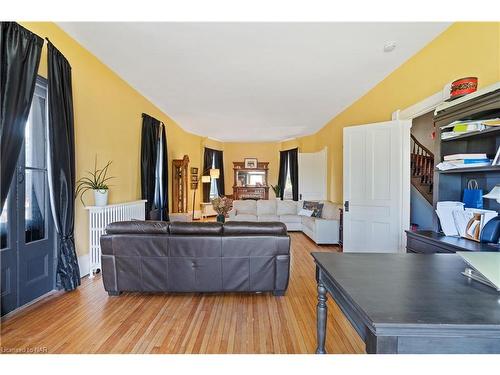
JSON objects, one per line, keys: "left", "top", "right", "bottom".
{"left": 24, "top": 85, "right": 48, "bottom": 243}
{"left": 283, "top": 162, "right": 293, "bottom": 200}
{"left": 209, "top": 154, "right": 218, "bottom": 199}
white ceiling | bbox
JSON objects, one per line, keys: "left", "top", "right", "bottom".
{"left": 58, "top": 22, "right": 450, "bottom": 142}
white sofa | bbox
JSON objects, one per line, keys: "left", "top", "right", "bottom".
{"left": 227, "top": 199, "right": 341, "bottom": 245}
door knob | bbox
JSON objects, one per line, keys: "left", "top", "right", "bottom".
{"left": 344, "top": 201, "right": 349, "bottom": 212}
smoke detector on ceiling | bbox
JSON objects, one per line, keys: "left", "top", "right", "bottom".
{"left": 383, "top": 41, "right": 397, "bottom": 52}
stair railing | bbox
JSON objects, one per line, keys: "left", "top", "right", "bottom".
{"left": 410, "top": 134, "right": 434, "bottom": 188}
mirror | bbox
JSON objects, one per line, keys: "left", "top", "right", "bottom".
{"left": 236, "top": 170, "right": 267, "bottom": 187}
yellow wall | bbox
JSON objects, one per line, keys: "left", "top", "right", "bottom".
{"left": 281, "top": 22, "right": 500, "bottom": 203}
{"left": 21, "top": 22, "right": 211, "bottom": 260}
{"left": 222, "top": 142, "right": 280, "bottom": 197}
{"left": 19, "top": 22, "right": 500, "bottom": 262}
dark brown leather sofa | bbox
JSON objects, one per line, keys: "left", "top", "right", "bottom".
{"left": 100, "top": 221, "right": 290, "bottom": 296}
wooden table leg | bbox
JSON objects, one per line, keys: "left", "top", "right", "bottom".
{"left": 316, "top": 282, "right": 328, "bottom": 354}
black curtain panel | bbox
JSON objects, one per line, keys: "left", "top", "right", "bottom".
{"left": 141, "top": 114, "right": 159, "bottom": 219}
{"left": 0, "top": 22, "right": 43, "bottom": 209}
{"left": 288, "top": 148, "right": 299, "bottom": 201}
{"left": 141, "top": 114, "right": 169, "bottom": 221}
{"left": 278, "top": 150, "right": 289, "bottom": 200}
{"left": 202, "top": 147, "right": 215, "bottom": 202}
{"left": 159, "top": 123, "right": 169, "bottom": 221}
{"left": 213, "top": 149, "right": 225, "bottom": 196}
{"left": 46, "top": 40, "right": 81, "bottom": 291}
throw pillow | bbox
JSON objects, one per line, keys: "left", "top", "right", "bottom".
{"left": 303, "top": 201, "right": 324, "bottom": 218}
{"left": 298, "top": 208, "right": 314, "bottom": 217}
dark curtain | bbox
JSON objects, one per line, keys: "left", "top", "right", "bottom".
{"left": 141, "top": 114, "right": 168, "bottom": 221}
{"left": 202, "top": 147, "right": 215, "bottom": 202}
{"left": 278, "top": 150, "right": 289, "bottom": 200}
{"left": 159, "top": 122, "right": 169, "bottom": 221}
{"left": 47, "top": 40, "right": 80, "bottom": 291}
{"left": 0, "top": 22, "right": 43, "bottom": 209}
{"left": 288, "top": 148, "right": 299, "bottom": 201}
{"left": 213, "top": 149, "right": 225, "bottom": 196}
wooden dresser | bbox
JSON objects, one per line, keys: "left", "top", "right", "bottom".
{"left": 232, "top": 161, "right": 269, "bottom": 200}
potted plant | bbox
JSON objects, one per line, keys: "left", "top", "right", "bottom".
{"left": 271, "top": 184, "right": 281, "bottom": 199}
{"left": 76, "top": 157, "right": 114, "bottom": 207}
{"left": 211, "top": 196, "right": 233, "bottom": 223}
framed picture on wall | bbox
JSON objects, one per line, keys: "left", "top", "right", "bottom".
{"left": 244, "top": 158, "right": 258, "bottom": 169}
{"left": 191, "top": 175, "right": 198, "bottom": 182}
{"left": 190, "top": 167, "right": 198, "bottom": 175}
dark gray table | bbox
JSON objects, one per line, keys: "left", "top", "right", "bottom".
{"left": 312, "top": 253, "right": 500, "bottom": 354}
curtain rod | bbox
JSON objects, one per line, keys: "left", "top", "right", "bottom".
{"left": 142, "top": 113, "right": 165, "bottom": 127}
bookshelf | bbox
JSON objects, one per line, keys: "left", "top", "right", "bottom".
{"left": 433, "top": 85, "right": 500, "bottom": 231}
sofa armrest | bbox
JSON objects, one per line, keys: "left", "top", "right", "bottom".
{"left": 228, "top": 209, "right": 237, "bottom": 218}
{"left": 313, "top": 218, "right": 339, "bottom": 244}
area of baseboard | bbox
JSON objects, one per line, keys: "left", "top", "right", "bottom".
{"left": 78, "top": 254, "right": 90, "bottom": 278}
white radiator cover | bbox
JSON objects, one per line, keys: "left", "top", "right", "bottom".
{"left": 84, "top": 200, "right": 146, "bottom": 277}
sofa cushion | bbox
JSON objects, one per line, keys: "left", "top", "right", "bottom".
{"left": 257, "top": 200, "right": 277, "bottom": 216}
{"left": 106, "top": 220, "right": 169, "bottom": 235}
{"left": 279, "top": 214, "right": 302, "bottom": 223}
{"left": 320, "top": 201, "right": 340, "bottom": 220}
{"left": 223, "top": 221, "right": 287, "bottom": 236}
{"left": 301, "top": 216, "right": 315, "bottom": 231}
{"left": 258, "top": 214, "right": 280, "bottom": 222}
{"left": 233, "top": 214, "right": 257, "bottom": 221}
{"left": 169, "top": 222, "right": 223, "bottom": 235}
{"left": 233, "top": 200, "right": 257, "bottom": 215}
{"left": 277, "top": 200, "right": 299, "bottom": 215}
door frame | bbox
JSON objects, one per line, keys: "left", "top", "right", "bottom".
{"left": 391, "top": 84, "right": 449, "bottom": 249}
{"left": 343, "top": 120, "right": 412, "bottom": 252}
{"left": 0, "top": 76, "right": 57, "bottom": 316}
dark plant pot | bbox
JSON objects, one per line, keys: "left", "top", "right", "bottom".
{"left": 216, "top": 214, "right": 225, "bottom": 223}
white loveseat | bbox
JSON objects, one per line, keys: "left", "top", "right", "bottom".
{"left": 227, "top": 199, "right": 341, "bottom": 245}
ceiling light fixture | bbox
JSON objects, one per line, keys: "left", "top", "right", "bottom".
{"left": 383, "top": 41, "right": 397, "bottom": 52}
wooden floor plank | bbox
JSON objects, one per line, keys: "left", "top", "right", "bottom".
{"left": 0, "top": 232, "right": 365, "bottom": 354}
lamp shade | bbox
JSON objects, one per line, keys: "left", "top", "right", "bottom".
{"left": 201, "top": 175, "right": 211, "bottom": 183}
{"left": 210, "top": 168, "right": 220, "bottom": 179}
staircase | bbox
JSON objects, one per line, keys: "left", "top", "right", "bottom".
{"left": 410, "top": 134, "right": 434, "bottom": 204}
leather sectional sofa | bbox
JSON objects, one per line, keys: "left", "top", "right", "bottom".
{"left": 227, "top": 199, "right": 341, "bottom": 244}
{"left": 100, "top": 221, "right": 290, "bottom": 296}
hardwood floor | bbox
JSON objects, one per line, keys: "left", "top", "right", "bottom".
{"left": 0, "top": 232, "right": 365, "bottom": 354}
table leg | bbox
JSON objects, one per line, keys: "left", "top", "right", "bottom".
{"left": 316, "top": 282, "right": 328, "bottom": 354}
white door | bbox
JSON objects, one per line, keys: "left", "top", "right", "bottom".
{"left": 343, "top": 120, "right": 411, "bottom": 253}
{"left": 298, "top": 148, "right": 327, "bottom": 201}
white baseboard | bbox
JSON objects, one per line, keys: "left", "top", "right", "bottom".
{"left": 78, "top": 254, "right": 90, "bottom": 278}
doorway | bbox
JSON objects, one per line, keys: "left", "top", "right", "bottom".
{"left": 409, "top": 111, "right": 436, "bottom": 231}
{"left": 1, "top": 77, "right": 56, "bottom": 316}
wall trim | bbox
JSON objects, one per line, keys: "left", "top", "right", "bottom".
{"left": 392, "top": 83, "right": 451, "bottom": 121}
{"left": 78, "top": 254, "right": 90, "bottom": 278}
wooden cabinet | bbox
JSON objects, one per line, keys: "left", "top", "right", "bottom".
{"left": 172, "top": 155, "right": 189, "bottom": 213}
{"left": 232, "top": 161, "right": 269, "bottom": 200}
